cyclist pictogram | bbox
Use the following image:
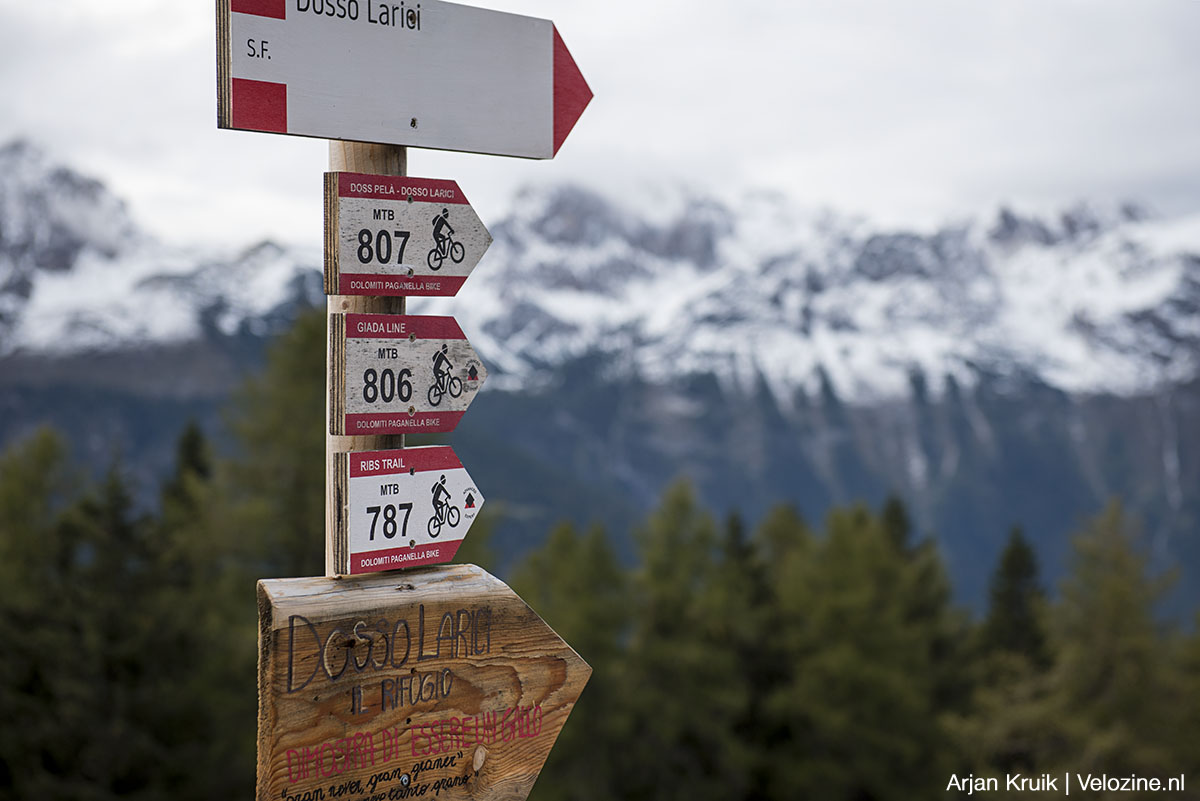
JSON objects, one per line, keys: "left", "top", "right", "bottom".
{"left": 427, "top": 474, "right": 461, "bottom": 538}
{"left": 428, "top": 343, "right": 464, "bottom": 406}
{"left": 427, "top": 208, "right": 466, "bottom": 270}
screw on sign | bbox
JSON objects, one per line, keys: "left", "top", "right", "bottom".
{"left": 324, "top": 173, "right": 493, "bottom": 297}
{"left": 217, "top": 0, "right": 592, "bottom": 158}
{"left": 256, "top": 567, "right": 591, "bottom": 801}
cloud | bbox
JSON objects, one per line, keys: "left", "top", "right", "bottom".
{"left": 2, "top": 0, "right": 1198, "bottom": 245}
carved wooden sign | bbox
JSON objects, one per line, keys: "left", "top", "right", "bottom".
{"left": 328, "top": 446, "right": 484, "bottom": 575}
{"left": 257, "top": 566, "right": 591, "bottom": 801}
{"left": 324, "top": 173, "right": 492, "bottom": 298}
{"left": 329, "top": 313, "right": 487, "bottom": 436}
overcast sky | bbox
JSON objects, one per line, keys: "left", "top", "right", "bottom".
{"left": 2, "top": 0, "right": 1199, "bottom": 247}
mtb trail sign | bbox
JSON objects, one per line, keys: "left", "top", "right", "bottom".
{"left": 325, "top": 173, "right": 491, "bottom": 297}
{"left": 217, "top": 0, "right": 592, "bottom": 158}
{"left": 330, "top": 313, "right": 487, "bottom": 436}
{"left": 256, "top": 565, "right": 591, "bottom": 801}
{"left": 329, "top": 445, "right": 483, "bottom": 575}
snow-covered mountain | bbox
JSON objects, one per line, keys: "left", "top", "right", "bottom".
{"left": 428, "top": 184, "right": 1200, "bottom": 404}
{"left": 3, "top": 140, "right": 1199, "bottom": 609}
{"left": 4, "top": 139, "right": 1199, "bottom": 408}
{"left": 0, "top": 140, "right": 322, "bottom": 355}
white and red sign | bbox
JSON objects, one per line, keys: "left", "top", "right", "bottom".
{"left": 325, "top": 173, "right": 491, "bottom": 297}
{"left": 336, "top": 313, "right": 487, "bottom": 435}
{"left": 218, "top": 0, "right": 592, "bottom": 158}
{"left": 345, "top": 446, "right": 483, "bottom": 573}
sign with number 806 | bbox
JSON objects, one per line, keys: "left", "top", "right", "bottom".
{"left": 362, "top": 368, "right": 412, "bottom": 404}
{"left": 335, "top": 313, "right": 487, "bottom": 436}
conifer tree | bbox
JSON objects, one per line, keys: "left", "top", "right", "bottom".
{"left": 0, "top": 430, "right": 77, "bottom": 795}
{"left": 752, "top": 503, "right": 812, "bottom": 585}
{"left": 955, "top": 503, "right": 1185, "bottom": 795}
{"left": 981, "top": 527, "right": 1048, "bottom": 666}
{"left": 713, "top": 512, "right": 778, "bottom": 800}
{"left": 1177, "top": 613, "right": 1200, "bottom": 778}
{"left": 881, "top": 492, "right": 913, "bottom": 552}
{"left": 161, "top": 420, "right": 212, "bottom": 508}
{"left": 152, "top": 423, "right": 258, "bottom": 798}
{"left": 510, "top": 522, "right": 628, "bottom": 801}
{"left": 766, "top": 504, "right": 956, "bottom": 801}
{"left": 1047, "top": 501, "right": 1179, "bottom": 778}
{"left": 614, "top": 481, "right": 749, "bottom": 801}
{"left": 225, "top": 309, "right": 327, "bottom": 577}
{"left": 949, "top": 528, "right": 1055, "bottom": 785}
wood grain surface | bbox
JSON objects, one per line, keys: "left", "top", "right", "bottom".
{"left": 325, "top": 142, "right": 406, "bottom": 576}
{"left": 258, "top": 566, "right": 591, "bottom": 801}
{"left": 215, "top": 0, "right": 231, "bottom": 127}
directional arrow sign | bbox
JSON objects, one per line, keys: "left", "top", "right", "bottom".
{"left": 217, "top": 0, "right": 592, "bottom": 158}
{"left": 257, "top": 566, "right": 591, "bottom": 801}
{"left": 329, "top": 445, "right": 484, "bottom": 575}
{"left": 325, "top": 173, "right": 491, "bottom": 297}
{"left": 330, "top": 313, "right": 487, "bottom": 436}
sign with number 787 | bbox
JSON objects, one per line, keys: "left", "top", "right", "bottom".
{"left": 330, "top": 446, "right": 484, "bottom": 575}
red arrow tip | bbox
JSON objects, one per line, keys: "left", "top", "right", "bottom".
{"left": 553, "top": 26, "right": 592, "bottom": 157}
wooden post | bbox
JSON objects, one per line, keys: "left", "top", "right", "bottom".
{"left": 325, "top": 142, "right": 408, "bottom": 576}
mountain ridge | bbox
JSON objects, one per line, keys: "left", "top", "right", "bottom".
{"left": 4, "top": 140, "right": 1198, "bottom": 407}
{"left": 2, "top": 140, "right": 1199, "bottom": 610}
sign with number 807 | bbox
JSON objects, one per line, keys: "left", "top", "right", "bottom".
{"left": 325, "top": 173, "right": 493, "bottom": 298}
{"left": 356, "top": 228, "right": 411, "bottom": 265}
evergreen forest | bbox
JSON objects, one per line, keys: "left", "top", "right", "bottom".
{"left": 1, "top": 311, "right": 1197, "bottom": 800}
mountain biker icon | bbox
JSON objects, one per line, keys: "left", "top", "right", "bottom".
{"left": 428, "top": 344, "right": 464, "bottom": 406}
{"left": 428, "top": 474, "right": 461, "bottom": 538}
{"left": 428, "top": 208, "right": 466, "bottom": 270}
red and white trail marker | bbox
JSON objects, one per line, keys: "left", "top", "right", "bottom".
{"left": 325, "top": 173, "right": 491, "bottom": 297}
{"left": 330, "top": 445, "right": 483, "bottom": 575}
{"left": 217, "top": 0, "right": 592, "bottom": 158}
{"left": 330, "top": 313, "right": 487, "bottom": 436}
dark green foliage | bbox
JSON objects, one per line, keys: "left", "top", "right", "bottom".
{"left": 616, "top": 481, "right": 752, "bottom": 801}
{"left": 1, "top": 312, "right": 1196, "bottom": 801}
{"left": 948, "top": 503, "right": 1192, "bottom": 797}
{"left": 881, "top": 492, "right": 913, "bottom": 552}
{"left": 1045, "top": 502, "right": 1180, "bottom": 778}
{"left": 509, "top": 522, "right": 628, "bottom": 801}
{"left": 981, "top": 527, "right": 1048, "bottom": 666}
{"left": 763, "top": 504, "right": 957, "bottom": 801}
{"left": 0, "top": 428, "right": 253, "bottom": 800}
{"left": 224, "top": 309, "right": 327, "bottom": 578}
{"left": 451, "top": 508, "right": 498, "bottom": 573}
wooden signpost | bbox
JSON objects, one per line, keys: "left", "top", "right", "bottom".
{"left": 217, "top": 0, "right": 592, "bottom": 796}
{"left": 217, "top": 0, "right": 592, "bottom": 158}
{"left": 257, "top": 566, "right": 591, "bottom": 801}
{"left": 328, "top": 446, "right": 484, "bottom": 575}
{"left": 329, "top": 313, "right": 487, "bottom": 436}
{"left": 324, "top": 173, "right": 492, "bottom": 297}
